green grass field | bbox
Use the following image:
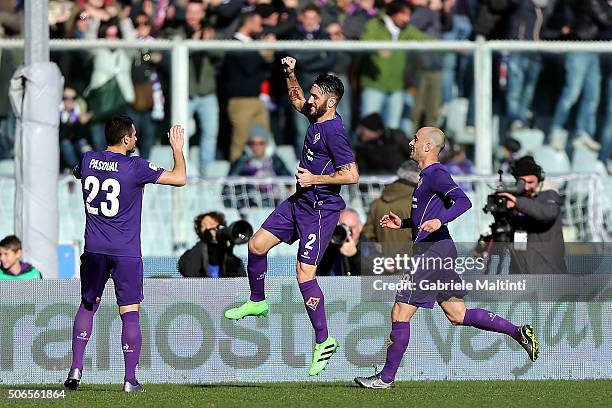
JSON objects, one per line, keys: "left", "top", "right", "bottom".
{"left": 1, "top": 381, "right": 611, "bottom": 408}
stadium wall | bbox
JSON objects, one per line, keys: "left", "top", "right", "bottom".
{"left": 1, "top": 278, "right": 610, "bottom": 384}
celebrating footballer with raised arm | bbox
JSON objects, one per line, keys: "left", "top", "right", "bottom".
{"left": 225, "top": 56, "right": 359, "bottom": 376}
{"left": 355, "top": 127, "right": 540, "bottom": 389}
{"left": 64, "top": 116, "right": 186, "bottom": 392}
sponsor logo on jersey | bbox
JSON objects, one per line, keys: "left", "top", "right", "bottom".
{"left": 306, "top": 296, "right": 320, "bottom": 311}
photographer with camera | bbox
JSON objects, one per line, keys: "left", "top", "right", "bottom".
{"left": 318, "top": 209, "right": 365, "bottom": 276}
{"left": 178, "top": 212, "right": 250, "bottom": 278}
{"left": 493, "top": 156, "right": 568, "bottom": 274}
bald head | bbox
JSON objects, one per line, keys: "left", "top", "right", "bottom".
{"left": 421, "top": 127, "right": 446, "bottom": 154}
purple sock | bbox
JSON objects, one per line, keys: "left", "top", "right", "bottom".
{"left": 121, "top": 311, "right": 142, "bottom": 384}
{"left": 463, "top": 308, "right": 521, "bottom": 341}
{"left": 248, "top": 251, "right": 267, "bottom": 302}
{"left": 70, "top": 302, "right": 99, "bottom": 370}
{"left": 299, "top": 279, "right": 328, "bottom": 343}
{"left": 380, "top": 322, "right": 410, "bottom": 383}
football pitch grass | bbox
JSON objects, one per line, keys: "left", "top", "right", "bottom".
{"left": 1, "top": 380, "right": 611, "bottom": 408}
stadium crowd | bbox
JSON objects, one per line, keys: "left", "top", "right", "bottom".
{"left": 0, "top": 0, "right": 610, "bottom": 176}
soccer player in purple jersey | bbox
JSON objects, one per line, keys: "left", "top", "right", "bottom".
{"left": 355, "top": 127, "right": 540, "bottom": 388}
{"left": 224, "top": 56, "right": 359, "bottom": 376}
{"left": 64, "top": 116, "right": 186, "bottom": 392}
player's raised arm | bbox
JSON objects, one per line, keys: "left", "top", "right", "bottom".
{"left": 295, "top": 162, "right": 359, "bottom": 187}
{"left": 282, "top": 56, "right": 307, "bottom": 114}
{"left": 157, "top": 125, "right": 187, "bottom": 187}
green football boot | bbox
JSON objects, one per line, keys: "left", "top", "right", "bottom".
{"left": 308, "top": 337, "right": 339, "bottom": 376}
{"left": 224, "top": 299, "right": 269, "bottom": 320}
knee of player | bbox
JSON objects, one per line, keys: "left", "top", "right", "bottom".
{"left": 248, "top": 238, "right": 268, "bottom": 255}
{"left": 447, "top": 313, "right": 464, "bottom": 326}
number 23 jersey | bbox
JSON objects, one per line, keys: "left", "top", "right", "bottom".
{"left": 75, "top": 150, "right": 164, "bottom": 257}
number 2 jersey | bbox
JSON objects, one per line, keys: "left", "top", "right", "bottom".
{"left": 74, "top": 150, "right": 164, "bottom": 257}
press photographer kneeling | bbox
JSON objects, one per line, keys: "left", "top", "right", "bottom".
{"left": 318, "top": 209, "right": 365, "bottom": 276}
{"left": 178, "top": 212, "right": 251, "bottom": 278}
{"left": 487, "top": 156, "right": 568, "bottom": 274}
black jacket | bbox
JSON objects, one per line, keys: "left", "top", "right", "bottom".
{"left": 355, "top": 128, "right": 412, "bottom": 175}
{"left": 178, "top": 241, "right": 246, "bottom": 278}
{"left": 509, "top": 189, "right": 568, "bottom": 274}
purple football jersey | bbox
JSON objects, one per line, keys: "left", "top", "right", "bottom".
{"left": 411, "top": 162, "right": 472, "bottom": 243}
{"left": 296, "top": 115, "right": 355, "bottom": 211}
{"left": 75, "top": 150, "right": 164, "bottom": 257}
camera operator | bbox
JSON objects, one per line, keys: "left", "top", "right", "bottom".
{"left": 178, "top": 212, "right": 246, "bottom": 278}
{"left": 318, "top": 209, "right": 365, "bottom": 276}
{"left": 496, "top": 156, "right": 568, "bottom": 274}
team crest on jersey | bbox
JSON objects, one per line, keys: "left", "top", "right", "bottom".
{"left": 148, "top": 162, "right": 159, "bottom": 171}
{"left": 313, "top": 132, "right": 321, "bottom": 144}
{"left": 306, "top": 296, "right": 320, "bottom": 311}
{"left": 387, "top": 338, "right": 394, "bottom": 348}
{"left": 417, "top": 178, "right": 423, "bottom": 188}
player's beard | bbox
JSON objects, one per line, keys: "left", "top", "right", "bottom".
{"left": 308, "top": 103, "right": 328, "bottom": 120}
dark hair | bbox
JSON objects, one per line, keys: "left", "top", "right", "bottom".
{"left": 98, "top": 19, "right": 122, "bottom": 39}
{"left": 0, "top": 235, "right": 21, "bottom": 251}
{"left": 386, "top": 0, "right": 412, "bottom": 17}
{"left": 301, "top": 3, "right": 321, "bottom": 15}
{"left": 105, "top": 115, "right": 134, "bottom": 146}
{"left": 313, "top": 73, "right": 344, "bottom": 101}
{"left": 194, "top": 211, "right": 227, "bottom": 235}
{"left": 238, "top": 11, "right": 259, "bottom": 29}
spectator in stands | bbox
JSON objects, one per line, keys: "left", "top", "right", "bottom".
{"left": 49, "top": 0, "right": 74, "bottom": 38}
{"left": 409, "top": 0, "right": 449, "bottom": 128}
{"left": 319, "top": 0, "right": 375, "bottom": 40}
{"left": 354, "top": 113, "right": 411, "bottom": 174}
{"left": 222, "top": 12, "right": 274, "bottom": 162}
{"left": 498, "top": 136, "right": 521, "bottom": 174}
{"left": 445, "top": 142, "right": 474, "bottom": 176}
{"left": 0, "top": 235, "right": 42, "bottom": 280}
{"left": 290, "top": 3, "right": 337, "bottom": 153}
{"left": 0, "top": 29, "right": 17, "bottom": 160}
{"left": 178, "top": 212, "right": 246, "bottom": 278}
{"left": 256, "top": 2, "right": 297, "bottom": 39}
{"left": 226, "top": 124, "right": 291, "bottom": 209}
{"left": 129, "top": 12, "right": 165, "bottom": 161}
{"left": 59, "top": 85, "right": 92, "bottom": 171}
{"left": 362, "top": 160, "right": 418, "bottom": 262}
{"left": 549, "top": 0, "right": 612, "bottom": 153}
{"left": 599, "top": 53, "right": 612, "bottom": 171}
{"left": 505, "top": 0, "right": 547, "bottom": 131}
{"left": 318, "top": 208, "right": 365, "bottom": 276}
{"left": 86, "top": 10, "right": 137, "bottom": 151}
{"left": 360, "top": 1, "right": 430, "bottom": 130}
{"left": 173, "top": 0, "right": 222, "bottom": 175}
{"left": 441, "top": 0, "right": 472, "bottom": 105}
{"left": 229, "top": 124, "right": 291, "bottom": 177}
{"left": 326, "top": 22, "right": 354, "bottom": 135}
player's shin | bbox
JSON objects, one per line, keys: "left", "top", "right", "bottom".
{"left": 70, "top": 302, "right": 100, "bottom": 370}
{"left": 380, "top": 322, "right": 410, "bottom": 383}
{"left": 462, "top": 308, "right": 521, "bottom": 341}
{"left": 299, "top": 279, "right": 328, "bottom": 343}
{"left": 248, "top": 251, "right": 267, "bottom": 302}
{"left": 120, "top": 311, "right": 142, "bottom": 385}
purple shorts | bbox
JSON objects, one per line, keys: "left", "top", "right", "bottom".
{"left": 395, "top": 239, "right": 466, "bottom": 309}
{"left": 261, "top": 197, "right": 340, "bottom": 265}
{"left": 80, "top": 252, "right": 144, "bottom": 306}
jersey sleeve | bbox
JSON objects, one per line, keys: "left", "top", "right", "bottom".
{"left": 430, "top": 168, "right": 472, "bottom": 224}
{"left": 133, "top": 157, "right": 164, "bottom": 186}
{"left": 325, "top": 128, "right": 355, "bottom": 170}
